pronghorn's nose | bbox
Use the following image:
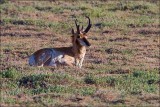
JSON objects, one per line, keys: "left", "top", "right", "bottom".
{"left": 83, "top": 38, "right": 91, "bottom": 46}
{"left": 87, "top": 42, "right": 91, "bottom": 47}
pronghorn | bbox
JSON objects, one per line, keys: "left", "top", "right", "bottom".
{"left": 29, "top": 16, "right": 92, "bottom": 68}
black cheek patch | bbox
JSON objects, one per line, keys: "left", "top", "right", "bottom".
{"left": 83, "top": 38, "right": 91, "bottom": 46}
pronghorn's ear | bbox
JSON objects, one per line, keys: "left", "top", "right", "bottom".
{"left": 71, "top": 28, "right": 74, "bottom": 34}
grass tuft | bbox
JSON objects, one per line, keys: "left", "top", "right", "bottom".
{"left": 0, "top": 68, "right": 19, "bottom": 78}
{"left": 18, "top": 74, "right": 48, "bottom": 88}
{"left": 0, "top": 0, "right": 8, "bottom": 4}
{"left": 84, "top": 74, "right": 96, "bottom": 84}
{"left": 109, "top": 1, "right": 159, "bottom": 15}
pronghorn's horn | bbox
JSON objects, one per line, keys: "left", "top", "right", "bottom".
{"left": 81, "top": 25, "right": 83, "bottom": 31}
{"left": 71, "top": 28, "right": 74, "bottom": 34}
{"left": 75, "top": 19, "right": 78, "bottom": 27}
{"left": 77, "top": 25, "right": 80, "bottom": 34}
{"left": 75, "top": 19, "right": 80, "bottom": 34}
{"left": 84, "top": 16, "right": 92, "bottom": 33}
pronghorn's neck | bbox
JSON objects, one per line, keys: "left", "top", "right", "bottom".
{"left": 72, "top": 43, "right": 86, "bottom": 58}
{"left": 71, "top": 43, "right": 86, "bottom": 68}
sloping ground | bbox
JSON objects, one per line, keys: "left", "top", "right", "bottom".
{"left": 0, "top": 1, "right": 159, "bottom": 106}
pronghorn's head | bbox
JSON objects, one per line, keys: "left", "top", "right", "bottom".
{"left": 71, "top": 16, "right": 92, "bottom": 47}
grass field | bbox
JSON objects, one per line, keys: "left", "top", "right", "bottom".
{"left": 0, "top": 0, "right": 159, "bottom": 106}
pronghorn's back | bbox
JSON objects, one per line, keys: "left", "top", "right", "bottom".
{"left": 29, "top": 47, "right": 74, "bottom": 67}
{"left": 29, "top": 16, "right": 92, "bottom": 68}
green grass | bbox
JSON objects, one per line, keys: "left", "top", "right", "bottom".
{"left": 1, "top": 1, "right": 158, "bottom": 29}
{"left": 0, "top": 68, "right": 20, "bottom": 78}
{"left": 1, "top": 18, "right": 56, "bottom": 27}
{"left": 101, "top": 15, "right": 155, "bottom": 29}
{"left": 80, "top": 67, "right": 159, "bottom": 107}
{"left": 35, "top": 6, "right": 64, "bottom": 14}
{"left": 18, "top": 73, "right": 75, "bottom": 88}
{"left": 109, "top": 1, "right": 159, "bottom": 15}
{"left": 84, "top": 69, "right": 159, "bottom": 95}
{"left": 121, "top": 49, "right": 134, "bottom": 55}
{"left": 1, "top": 18, "right": 70, "bottom": 33}
{"left": 84, "top": 74, "right": 96, "bottom": 85}
{"left": 16, "top": 72, "right": 96, "bottom": 96}
{"left": 0, "top": 0, "right": 8, "bottom": 4}
{"left": 83, "top": 7, "right": 106, "bottom": 18}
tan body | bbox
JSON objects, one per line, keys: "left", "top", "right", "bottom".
{"left": 29, "top": 46, "right": 86, "bottom": 68}
{"left": 29, "top": 16, "right": 92, "bottom": 68}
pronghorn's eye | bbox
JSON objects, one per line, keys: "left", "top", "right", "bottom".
{"left": 79, "top": 34, "right": 84, "bottom": 38}
{"left": 77, "top": 35, "right": 80, "bottom": 38}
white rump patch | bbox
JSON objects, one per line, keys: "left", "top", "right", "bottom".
{"left": 49, "top": 49, "right": 65, "bottom": 66}
{"left": 29, "top": 55, "right": 35, "bottom": 66}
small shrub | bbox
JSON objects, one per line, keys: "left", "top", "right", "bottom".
{"left": 35, "top": 6, "right": 64, "bottom": 14}
{"left": 84, "top": 74, "right": 96, "bottom": 84}
{"left": 0, "top": 0, "right": 8, "bottom": 4}
{"left": 51, "top": 7, "right": 64, "bottom": 14}
{"left": 80, "top": 87, "right": 96, "bottom": 95}
{"left": 17, "top": 6, "right": 36, "bottom": 12}
{"left": 18, "top": 73, "right": 73, "bottom": 89}
{"left": 0, "top": 68, "right": 18, "bottom": 78}
{"left": 83, "top": 7, "right": 105, "bottom": 18}
{"left": 132, "top": 71, "right": 144, "bottom": 78}
{"left": 18, "top": 74, "right": 48, "bottom": 88}
{"left": 121, "top": 49, "right": 133, "bottom": 55}
{"left": 1, "top": 18, "right": 12, "bottom": 25}
{"left": 31, "top": 85, "right": 76, "bottom": 95}
{"left": 106, "top": 76, "right": 116, "bottom": 87}
{"left": 102, "top": 21, "right": 115, "bottom": 27}
{"left": 109, "top": 1, "right": 158, "bottom": 15}
{"left": 115, "top": 70, "right": 159, "bottom": 94}
{"left": 35, "top": 6, "right": 52, "bottom": 11}
{"left": 130, "top": 86, "right": 142, "bottom": 95}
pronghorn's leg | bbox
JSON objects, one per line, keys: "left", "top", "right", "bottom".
{"left": 75, "top": 58, "right": 80, "bottom": 67}
{"left": 65, "top": 61, "right": 74, "bottom": 67}
{"left": 75, "top": 57, "right": 84, "bottom": 68}
{"left": 79, "top": 57, "right": 84, "bottom": 68}
{"left": 42, "top": 55, "right": 51, "bottom": 66}
{"left": 75, "top": 58, "right": 78, "bottom": 66}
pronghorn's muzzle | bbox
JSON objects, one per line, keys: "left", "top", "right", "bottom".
{"left": 83, "top": 38, "right": 91, "bottom": 46}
